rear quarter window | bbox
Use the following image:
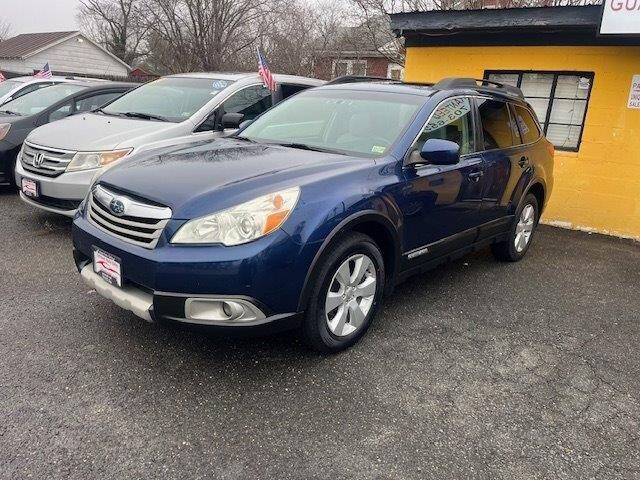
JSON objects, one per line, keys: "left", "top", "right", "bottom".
{"left": 514, "top": 105, "right": 541, "bottom": 144}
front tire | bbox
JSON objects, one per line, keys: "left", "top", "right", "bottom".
{"left": 491, "top": 193, "right": 539, "bottom": 262}
{"left": 301, "top": 232, "right": 385, "bottom": 353}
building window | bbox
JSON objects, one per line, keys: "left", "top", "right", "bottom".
{"left": 485, "top": 70, "right": 594, "bottom": 151}
{"left": 387, "top": 63, "right": 404, "bottom": 80}
{"left": 332, "top": 59, "right": 367, "bottom": 78}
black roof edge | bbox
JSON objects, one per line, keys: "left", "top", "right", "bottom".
{"left": 326, "top": 75, "right": 404, "bottom": 85}
{"left": 390, "top": 5, "right": 602, "bottom": 32}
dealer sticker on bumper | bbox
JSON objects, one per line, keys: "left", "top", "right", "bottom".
{"left": 21, "top": 178, "right": 38, "bottom": 198}
{"left": 93, "top": 248, "right": 122, "bottom": 287}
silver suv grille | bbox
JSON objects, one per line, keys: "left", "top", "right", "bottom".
{"left": 88, "top": 185, "right": 172, "bottom": 249}
{"left": 21, "top": 142, "right": 76, "bottom": 177}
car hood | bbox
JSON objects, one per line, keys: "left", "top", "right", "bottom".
{"left": 26, "top": 112, "right": 179, "bottom": 151}
{"left": 98, "top": 138, "right": 372, "bottom": 219}
{"left": 0, "top": 113, "right": 28, "bottom": 123}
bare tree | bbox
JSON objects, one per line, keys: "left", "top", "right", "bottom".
{"left": 256, "top": 0, "right": 347, "bottom": 76}
{"left": 78, "top": 0, "right": 149, "bottom": 66}
{"left": 141, "top": 0, "right": 284, "bottom": 74}
{"left": 0, "top": 18, "right": 11, "bottom": 42}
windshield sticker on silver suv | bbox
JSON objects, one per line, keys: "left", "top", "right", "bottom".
{"left": 212, "top": 80, "right": 230, "bottom": 90}
{"left": 371, "top": 145, "right": 386, "bottom": 154}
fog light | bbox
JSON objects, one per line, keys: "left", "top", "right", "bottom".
{"left": 183, "top": 297, "right": 266, "bottom": 325}
{"left": 221, "top": 301, "right": 244, "bottom": 320}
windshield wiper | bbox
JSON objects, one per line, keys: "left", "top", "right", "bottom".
{"left": 233, "top": 136, "right": 257, "bottom": 143}
{"left": 0, "top": 109, "right": 19, "bottom": 116}
{"left": 271, "top": 142, "right": 344, "bottom": 154}
{"left": 121, "top": 111, "right": 170, "bottom": 122}
{"left": 93, "top": 108, "right": 119, "bottom": 117}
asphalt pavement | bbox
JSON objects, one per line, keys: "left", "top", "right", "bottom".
{"left": 1, "top": 187, "right": 640, "bottom": 480}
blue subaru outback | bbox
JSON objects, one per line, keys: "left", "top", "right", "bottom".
{"left": 72, "top": 77, "right": 554, "bottom": 352}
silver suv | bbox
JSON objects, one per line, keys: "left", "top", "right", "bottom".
{"left": 15, "top": 72, "right": 323, "bottom": 216}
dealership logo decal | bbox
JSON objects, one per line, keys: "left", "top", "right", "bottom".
{"left": 109, "top": 198, "right": 126, "bottom": 216}
{"left": 32, "top": 153, "right": 45, "bottom": 168}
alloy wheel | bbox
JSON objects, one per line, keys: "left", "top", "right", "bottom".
{"left": 324, "top": 254, "right": 377, "bottom": 337}
{"left": 514, "top": 204, "right": 535, "bottom": 253}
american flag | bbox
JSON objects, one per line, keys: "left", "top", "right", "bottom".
{"left": 0, "top": 71, "right": 5, "bottom": 82}
{"left": 256, "top": 47, "right": 276, "bottom": 92}
{"left": 34, "top": 63, "right": 52, "bottom": 79}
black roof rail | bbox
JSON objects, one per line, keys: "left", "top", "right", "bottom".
{"left": 326, "top": 75, "right": 403, "bottom": 85}
{"left": 433, "top": 77, "right": 524, "bottom": 99}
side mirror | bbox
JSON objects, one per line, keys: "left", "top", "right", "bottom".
{"left": 221, "top": 112, "right": 245, "bottom": 130}
{"left": 417, "top": 139, "right": 460, "bottom": 166}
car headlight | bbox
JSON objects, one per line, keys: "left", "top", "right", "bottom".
{"left": 66, "top": 148, "right": 132, "bottom": 172}
{"left": 171, "top": 187, "right": 300, "bottom": 246}
{"left": 0, "top": 123, "right": 10, "bottom": 141}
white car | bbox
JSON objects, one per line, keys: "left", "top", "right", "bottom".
{"left": 16, "top": 72, "right": 323, "bottom": 216}
{"left": 0, "top": 76, "right": 90, "bottom": 105}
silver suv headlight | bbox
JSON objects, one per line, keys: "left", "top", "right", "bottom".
{"left": 66, "top": 148, "right": 132, "bottom": 172}
{"left": 171, "top": 187, "right": 300, "bottom": 246}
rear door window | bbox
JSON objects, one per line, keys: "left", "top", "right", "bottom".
{"left": 513, "top": 105, "right": 541, "bottom": 144}
{"left": 221, "top": 84, "right": 272, "bottom": 121}
{"left": 477, "top": 99, "right": 518, "bottom": 150}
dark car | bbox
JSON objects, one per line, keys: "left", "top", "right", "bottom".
{"left": 72, "top": 77, "right": 554, "bottom": 352}
{"left": 0, "top": 81, "right": 135, "bottom": 186}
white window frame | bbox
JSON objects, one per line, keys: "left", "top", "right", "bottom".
{"left": 387, "top": 63, "right": 404, "bottom": 80}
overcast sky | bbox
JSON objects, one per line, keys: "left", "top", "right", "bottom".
{"left": 3, "top": 0, "right": 80, "bottom": 35}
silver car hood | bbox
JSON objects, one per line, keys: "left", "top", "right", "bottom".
{"left": 26, "top": 113, "right": 181, "bottom": 151}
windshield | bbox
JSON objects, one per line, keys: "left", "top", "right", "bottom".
{"left": 239, "top": 89, "right": 425, "bottom": 157}
{"left": 0, "top": 80, "right": 23, "bottom": 98}
{"left": 102, "top": 77, "right": 234, "bottom": 122}
{"left": 0, "top": 84, "right": 86, "bottom": 116}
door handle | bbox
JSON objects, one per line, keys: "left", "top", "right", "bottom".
{"left": 518, "top": 156, "right": 529, "bottom": 168}
{"left": 468, "top": 171, "right": 484, "bottom": 182}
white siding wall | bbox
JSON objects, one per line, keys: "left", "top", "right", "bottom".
{"left": 0, "top": 35, "right": 129, "bottom": 77}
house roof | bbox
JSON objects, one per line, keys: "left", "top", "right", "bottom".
{"left": 390, "top": 6, "right": 640, "bottom": 47}
{"left": 0, "top": 31, "right": 78, "bottom": 59}
{"left": 318, "top": 16, "right": 401, "bottom": 58}
{"left": 0, "top": 31, "right": 132, "bottom": 71}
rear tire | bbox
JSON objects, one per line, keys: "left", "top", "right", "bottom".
{"left": 301, "top": 232, "right": 385, "bottom": 353}
{"left": 491, "top": 193, "right": 539, "bottom": 262}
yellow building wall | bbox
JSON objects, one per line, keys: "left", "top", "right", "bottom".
{"left": 404, "top": 46, "right": 640, "bottom": 239}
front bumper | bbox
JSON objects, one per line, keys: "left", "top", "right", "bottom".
{"left": 73, "top": 213, "right": 312, "bottom": 331}
{"left": 80, "top": 265, "right": 154, "bottom": 322}
{"left": 15, "top": 158, "right": 100, "bottom": 216}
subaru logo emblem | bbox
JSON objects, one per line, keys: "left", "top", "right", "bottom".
{"left": 32, "top": 153, "right": 45, "bottom": 168}
{"left": 109, "top": 198, "right": 126, "bottom": 216}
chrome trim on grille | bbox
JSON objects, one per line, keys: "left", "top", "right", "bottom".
{"left": 21, "top": 141, "right": 77, "bottom": 177}
{"left": 88, "top": 185, "right": 172, "bottom": 249}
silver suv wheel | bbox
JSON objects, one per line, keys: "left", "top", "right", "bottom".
{"left": 324, "top": 254, "right": 377, "bottom": 337}
{"left": 514, "top": 204, "right": 535, "bottom": 253}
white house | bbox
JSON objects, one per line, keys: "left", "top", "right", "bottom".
{"left": 0, "top": 31, "right": 131, "bottom": 78}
